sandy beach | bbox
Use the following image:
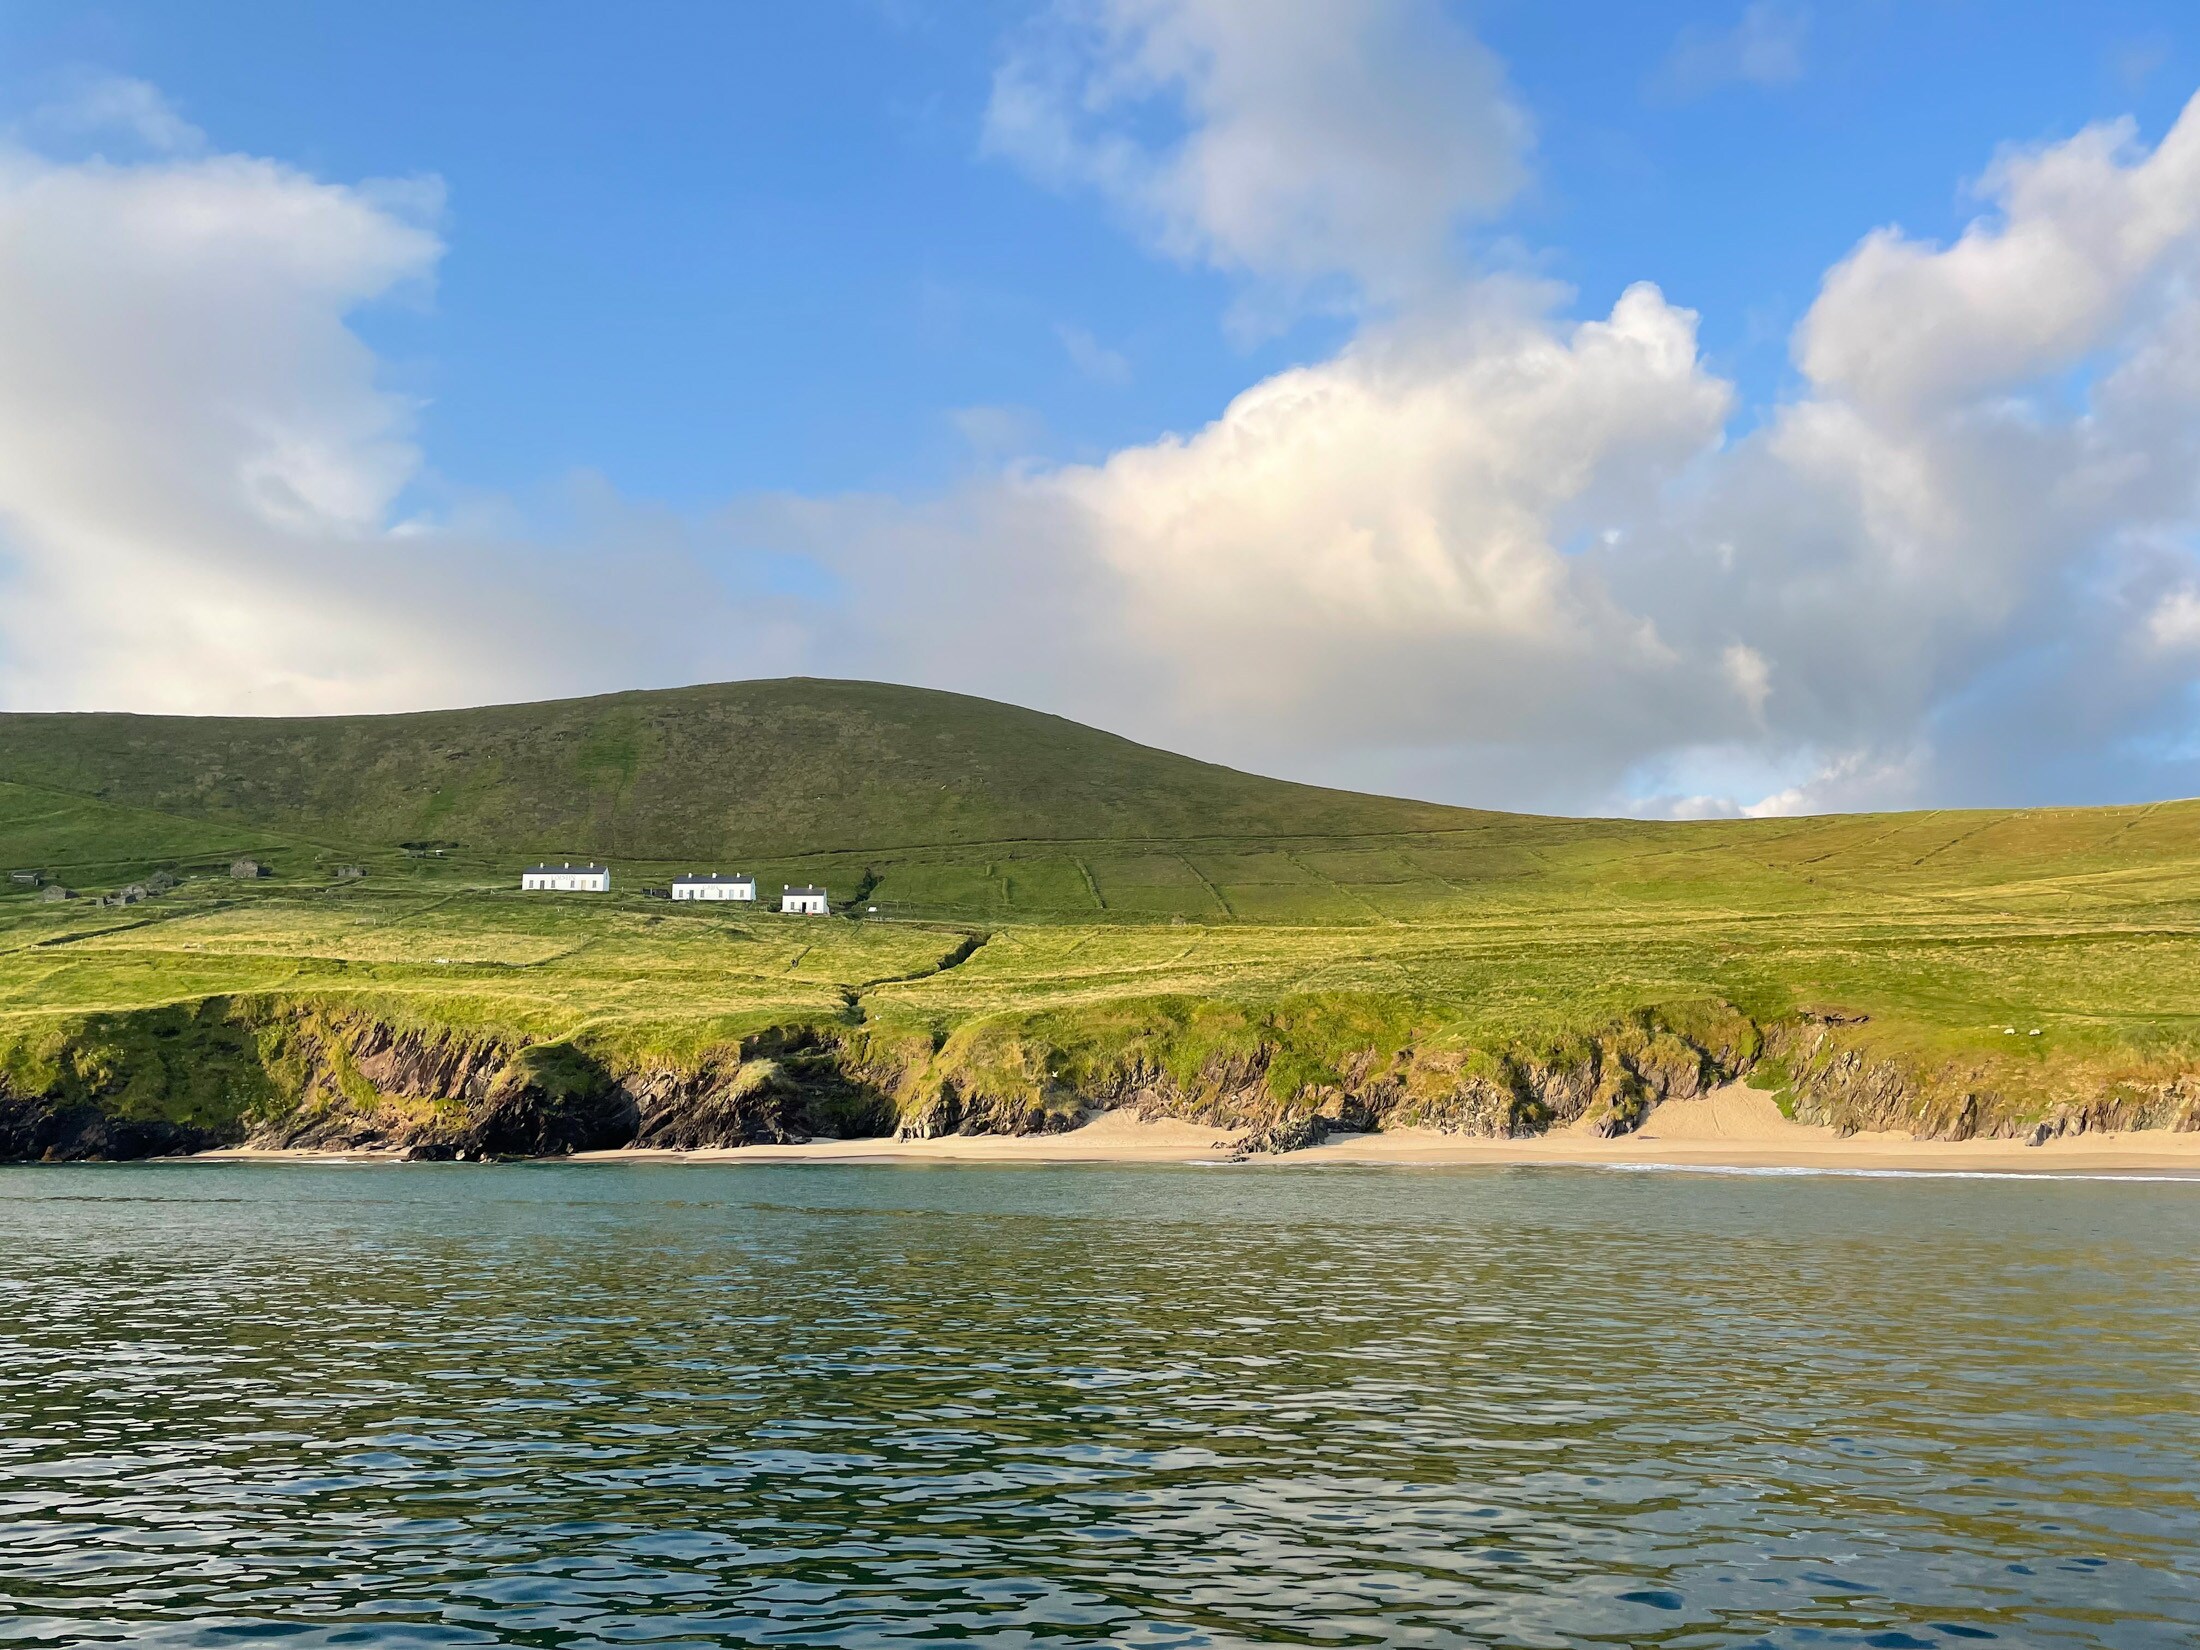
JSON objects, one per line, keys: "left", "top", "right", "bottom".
{"left": 198, "top": 1086, "right": 2200, "bottom": 1176}
{"left": 591, "top": 1086, "right": 2200, "bottom": 1176}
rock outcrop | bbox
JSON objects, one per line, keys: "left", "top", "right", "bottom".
{"left": 0, "top": 1093, "right": 227, "bottom": 1161}
{"left": 1231, "top": 1114, "right": 1331, "bottom": 1156}
{"left": 1764, "top": 1019, "right": 2200, "bottom": 1141}
{"left": 2, "top": 990, "right": 2196, "bottom": 1162}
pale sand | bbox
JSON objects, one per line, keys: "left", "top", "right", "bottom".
{"left": 581, "top": 1107, "right": 1239, "bottom": 1166}
{"left": 196, "top": 1088, "right": 2200, "bottom": 1176}
{"left": 1298, "top": 1086, "right": 2200, "bottom": 1176}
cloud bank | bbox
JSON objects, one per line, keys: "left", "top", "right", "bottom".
{"left": 818, "top": 65, "right": 2200, "bottom": 814}
{"left": 0, "top": 126, "right": 768, "bottom": 715}
{"left": 2, "top": 13, "right": 2199, "bottom": 820}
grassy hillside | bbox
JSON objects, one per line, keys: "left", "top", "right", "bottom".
{"left": 4, "top": 856, "right": 2197, "bottom": 1152}
{"left": 4, "top": 677, "right": 2197, "bottom": 930}
{"left": 2, "top": 678, "right": 2198, "bottom": 1154}
{"left": 0, "top": 678, "right": 1475, "bottom": 871}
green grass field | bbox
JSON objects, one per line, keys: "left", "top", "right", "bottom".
{"left": 3, "top": 680, "right": 2198, "bottom": 1149}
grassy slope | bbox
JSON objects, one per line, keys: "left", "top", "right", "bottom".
{"left": 2, "top": 679, "right": 2198, "bottom": 1139}
{"left": 0, "top": 678, "right": 1474, "bottom": 867}
{"left": 4, "top": 858, "right": 2196, "bottom": 1138}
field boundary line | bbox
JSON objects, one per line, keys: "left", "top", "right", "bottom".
{"left": 1075, "top": 857, "right": 1107, "bottom": 912}
{"left": 1909, "top": 813, "right": 2014, "bottom": 868}
{"left": 1281, "top": 849, "right": 1383, "bottom": 918}
{"left": 1173, "top": 854, "right": 1234, "bottom": 918}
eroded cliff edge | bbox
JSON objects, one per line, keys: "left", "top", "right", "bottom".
{"left": 4, "top": 993, "right": 2197, "bottom": 1161}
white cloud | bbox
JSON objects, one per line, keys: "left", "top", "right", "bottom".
{"left": 1722, "top": 643, "right": 1771, "bottom": 724}
{"left": 1650, "top": 3, "right": 1809, "bottom": 104}
{"left": 1626, "top": 744, "right": 1928, "bottom": 820}
{"left": 791, "top": 92, "right": 2200, "bottom": 812}
{"left": 2151, "top": 588, "right": 2200, "bottom": 649}
{"left": 1042, "top": 281, "right": 1735, "bottom": 738}
{"left": 0, "top": 139, "right": 761, "bottom": 714}
{"left": 1645, "top": 93, "right": 2200, "bottom": 800}
{"left": 1798, "top": 107, "right": 2200, "bottom": 417}
{"left": 983, "top": 0, "right": 1530, "bottom": 311}
{"left": 24, "top": 74, "right": 206, "bottom": 154}
{"left": 6, "top": 68, "right": 2200, "bottom": 819}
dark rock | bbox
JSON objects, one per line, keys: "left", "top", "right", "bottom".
{"left": 895, "top": 1079, "right": 1079, "bottom": 1141}
{"left": 632, "top": 1044, "right": 898, "bottom": 1148}
{"left": 1234, "top": 1114, "right": 1330, "bottom": 1155}
{"left": 461, "top": 1044, "right": 636, "bottom": 1157}
{"left": 0, "top": 1095, "right": 226, "bottom": 1162}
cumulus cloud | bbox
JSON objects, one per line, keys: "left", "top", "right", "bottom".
{"left": 1642, "top": 93, "right": 2200, "bottom": 809}
{"left": 1798, "top": 107, "right": 2200, "bottom": 416}
{"left": 6, "top": 59, "right": 2200, "bottom": 819}
{"left": 0, "top": 139, "right": 762, "bottom": 714}
{"left": 1050, "top": 283, "right": 1736, "bottom": 736}
{"left": 983, "top": 0, "right": 1529, "bottom": 312}
{"left": 792, "top": 92, "right": 2200, "bottom": 813}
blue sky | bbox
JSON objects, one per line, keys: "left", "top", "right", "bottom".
{"left": 5, "top": 0, "right": 2191, "bottom": 503}
{"left": 2, "top": 1, "right": 2200, "bottom": 816}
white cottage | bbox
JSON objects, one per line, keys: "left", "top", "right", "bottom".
{"left": 672, "top": 872, "right": 755, "bottom": 902}
{"left": 781, "top": 884, "right": 829, "bottom": 915}
{"left": 522, "top": 862, "right": 611, "bottom": 892}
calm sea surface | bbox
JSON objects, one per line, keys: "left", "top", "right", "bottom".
{"left": 1, "top": 1161, "right": 2196, "bottom": 1648}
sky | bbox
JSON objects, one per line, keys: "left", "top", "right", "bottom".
{"left": 3, "top": 0, "right": 2200, "bottom": 818}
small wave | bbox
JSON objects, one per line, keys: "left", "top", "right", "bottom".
{"left": 1593, "top": 1161, "right": 2200, "bottom": 1184}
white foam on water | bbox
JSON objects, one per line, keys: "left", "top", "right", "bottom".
{"left": 1591, "top": 1161, "right": 2200, "bottom": 1184}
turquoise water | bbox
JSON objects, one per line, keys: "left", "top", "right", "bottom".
{"left": 1, "top": 1162, "right": 2197, "bottom": 1648}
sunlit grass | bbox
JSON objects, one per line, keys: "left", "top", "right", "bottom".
{"left": 2, "top": 685, "right": 2196, "bottom": 1129}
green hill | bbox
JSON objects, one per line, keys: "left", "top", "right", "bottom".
{"left": 4, "top": 678, "right": 2200, "bottom": 1157}
{"left": 1, "top": 676, "right": 2198, "bottom": 928}
{"left": 0, "top": 677, "right": 1474, "bottom": 864}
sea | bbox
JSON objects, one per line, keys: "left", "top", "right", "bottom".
{"left": 1, "top": 1159, "right": 2196, "bottom": 1648}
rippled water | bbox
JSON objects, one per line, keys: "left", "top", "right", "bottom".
{"left": 2, "top": 1162, "right": 2197, "bottom": 1647}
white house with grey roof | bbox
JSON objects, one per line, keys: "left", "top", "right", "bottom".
{"left": 781, "top": 884, "right": 829, "bottom": 915}
{"left": 672, "top": 872, "right": 755, "bottom": 901}
{"left": 522, "top": 862, "right": 611, "bottom": 892}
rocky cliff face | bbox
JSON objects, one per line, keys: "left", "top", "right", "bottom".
{"left": 0, "top": 1093, "right": 229, "bottom": 1162}
{"left": 624, "top": 1030, "right": 901, "bottom": 1149}
{"left": 894, "top": 1079, "right": 1081, "bottom": 1141}
{"left": 923, "top": 1005, "right": 1757, "bottom": 1150}
{"left": 1376, "top": 1019, "right": 1736, "bottom": 1141}
{"left": 5, "top": 999, "right": 1741, "bottom": 1160}
{"left": 240, "top": 1018, "right": 631, "bottom": 1157}
{"left": 1766, "top": 1018, "right": 2200, "bottom": 1141}
{"left": 242, "top": 1014, "right": 900, "bottom": 1158}
{"left": 2, "top": 993, "right": 2195, "bottom": 1162}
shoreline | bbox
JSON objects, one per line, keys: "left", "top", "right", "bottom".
{"left": 189, "top": 1088, "right": 2200, "bottom": 1178}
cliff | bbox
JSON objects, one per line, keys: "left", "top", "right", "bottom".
{"left": 6, "top": 991, "right": 2193, "bottom": 1162}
